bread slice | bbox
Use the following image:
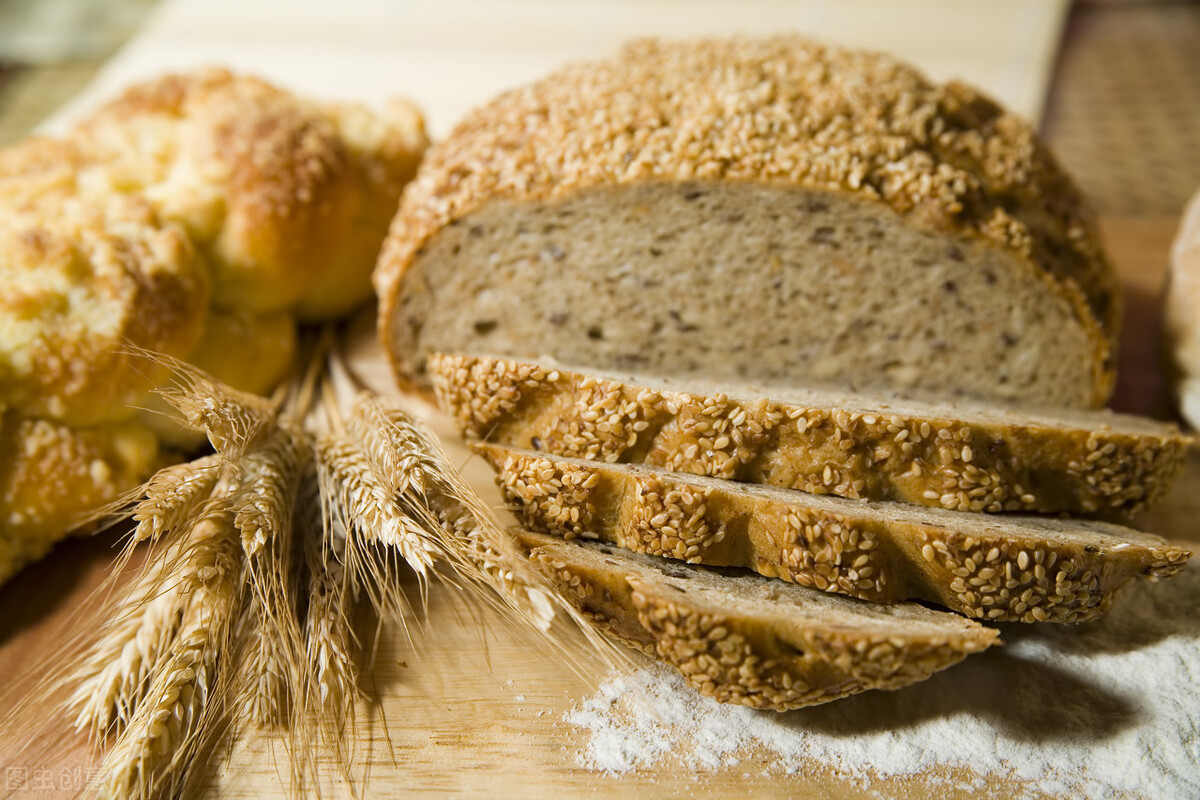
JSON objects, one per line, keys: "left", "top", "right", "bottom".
{"left": 518, "top": 529, "right": 999, "bottom": 711}
{"left": 377, "top": 36, "right": 1118, "bottom": 409}
{"left": 477, "top": 444, "right": 1190, "bottom": 623}
{"left": 433, "top": 354, "right": 1189, "bottom": 517}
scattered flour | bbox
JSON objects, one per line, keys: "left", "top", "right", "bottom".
{"left": 564, "top": 564, "right": 1200, "bottom": 798}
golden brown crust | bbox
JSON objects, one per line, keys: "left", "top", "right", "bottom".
{"left": 482, "top": 444, "right": 1190, "bottom": 623}
{"left": 431, "top": 353, "right": 1189, "bottom": 516}
{"left": 377, "top": 36, "right": 1117, "bottom": 402}
{"left": 0, "top": 198, "right": 209, "bottom": 426}
{"left": 294, "top": 99, "right": 429, "bottom": 319}
{"left": 520, "top": 530, "right": 998, "bottom": 711}
{"left": 74, "top": 69, "right": 353, "bottom": 313}
{"left": 0, "top": 413, "right": 162, "bottom": 584}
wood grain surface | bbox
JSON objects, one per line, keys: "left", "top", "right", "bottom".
{"left": 0, "top": 216, "right": 1195, "bottom": 799}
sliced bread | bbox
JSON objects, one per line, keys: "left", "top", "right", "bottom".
{"left": 479, "top": 444, "right": 1190, "bottom": 623}
{"left": 518, "top": 529, "right": 999, "bottom": 711}
{"left": 377, "top": 36, "right": 1118, "bottom": 408}
{"left": 432, "top": 353, "right": 1190, "bottom": 516}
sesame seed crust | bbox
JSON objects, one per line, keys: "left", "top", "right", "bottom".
{"left": 482, "top": 444, "right": 1191, "bottom": 623}
{"left": 431, "top": 354, "right": 1190, "bottom": 517}
{"left": 518, "top": 529, "right": 998, "bottom": 711}
{"left": 378, "top": 36, "right": 1117, "bottom": 401}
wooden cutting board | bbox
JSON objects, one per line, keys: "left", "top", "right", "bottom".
{"left": 0, "top": 215, "right": 1195, "bottom": 799}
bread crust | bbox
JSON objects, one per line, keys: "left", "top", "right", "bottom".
{"left": 377, "top": 35, "right": 1117, "bottom": 403}
{"left": 432, "top": 354, "right": 1189, "bottom": 516}
{"left": 0, "top": 197, "right": 209, "bottom": 426}
{"left": 480, "top": 443, "right": 1190, "bottom": 623}
{"left": 74, "top": 69, "right": 427, "bottom": 316}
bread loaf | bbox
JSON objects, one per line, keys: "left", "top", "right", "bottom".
{"left": 1165, "top": 187, "right": 1200, "bottom": 428}
{"left": 377, "top": 36, "right": 1118, "bottom": 409}
{"left": 478, "top": 443, "right": 1190, "bottom": 623}
{"left": 432, "top": 353, "right": 1189, "bottom": 516}
{"left": 519, "top": 529, "right": 999, "bottom": 711}
{"left": 0, "top": 70, "right": 428, "bottom": 584}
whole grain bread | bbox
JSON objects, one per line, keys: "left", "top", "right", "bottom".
{"left": 377, "top": 36, "right": 1118, "bottom": 408}
{"left": 479, "top": 444, "right": 1190, "bottom": 623}
{"left": 518, "top": 529, "right": 999, "bottom": 711}
{"left": 432, "top": 353, "right": 1189, "bottom": 517}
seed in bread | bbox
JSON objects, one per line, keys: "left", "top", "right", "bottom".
{"left": 519, "top": 529, "right": 999, "bottom": 711}
{"left": 377, "top": 35, "right": 1117, "bottom": 409}
{"left": 431, "top": 353, "right": 1190, "bottom": 516}
{"left": 479, "top": 444, "right": 1191, "bottom": 623}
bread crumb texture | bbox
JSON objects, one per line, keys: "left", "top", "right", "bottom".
{"left": 378, "top": 35, "right": 1118, "bottom": 389}
{"left": 0, "top": 69, "right": 428, "bottom": 581}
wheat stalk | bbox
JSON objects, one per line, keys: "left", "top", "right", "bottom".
{"left": 57, "top": 342, "right": 624, "bottom": 799}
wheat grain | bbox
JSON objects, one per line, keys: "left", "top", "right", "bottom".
{"left": 241, "top": 598, "right": 289, "bottom": 727}
{"left": 229, "top": 423, "right": 311, "bottom": 729}
{"left": 230, "top": 422, "right": 308, "bottom": 557}
{"left": 131, "top": 454, "right": 222, "bottom": 544}
{"left": 72, "top": 491, "right": 239, "bottom": 739}
{"left": 152, "top": 354, "right": 280, "bottom": 456}
{"left": 305, "top": 523, "right": 356, "bottom": 721}
{"left": 71, "top": 565, "right": 187, "bottom": 738}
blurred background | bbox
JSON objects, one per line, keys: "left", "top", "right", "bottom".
{"left": 0, "top": 0, "right": 1197, "bottom": 218}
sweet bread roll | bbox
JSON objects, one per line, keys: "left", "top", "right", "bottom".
{"left": 294, "top": 100, "right": 429, "bottom": 320}
{"left": 0, "top": 195, "right": 208, "bottom": 427}
{"left": 0, "top": 69, "right": 429, "bottom": 584}
{"left": 0, "top": 413, "right": 160, "bottom": 584}
{"left": 72, "top": 69, "right": 428, "bottom": 317}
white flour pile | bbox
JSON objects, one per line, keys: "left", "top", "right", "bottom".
{"left": 564, "top": 564, "right": 1200, "bottom": 798}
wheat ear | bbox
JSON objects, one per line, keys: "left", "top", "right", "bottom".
{"left": 88, "top": 512, "right": 242, "bottom": 800}
{"left": 70, "top": 555, "right": 188, "bottom": 739}
{"left": 350, "top": 393, "right": 562, "bottom": 630}
{"left": 131, "top": 454, "right": 222, "bottom": 544}
{"left": 149, "top": 350, "right": 280, "bottom": 457}
{"left": 70, "top": 479, "right": 237, "bottom": 739}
